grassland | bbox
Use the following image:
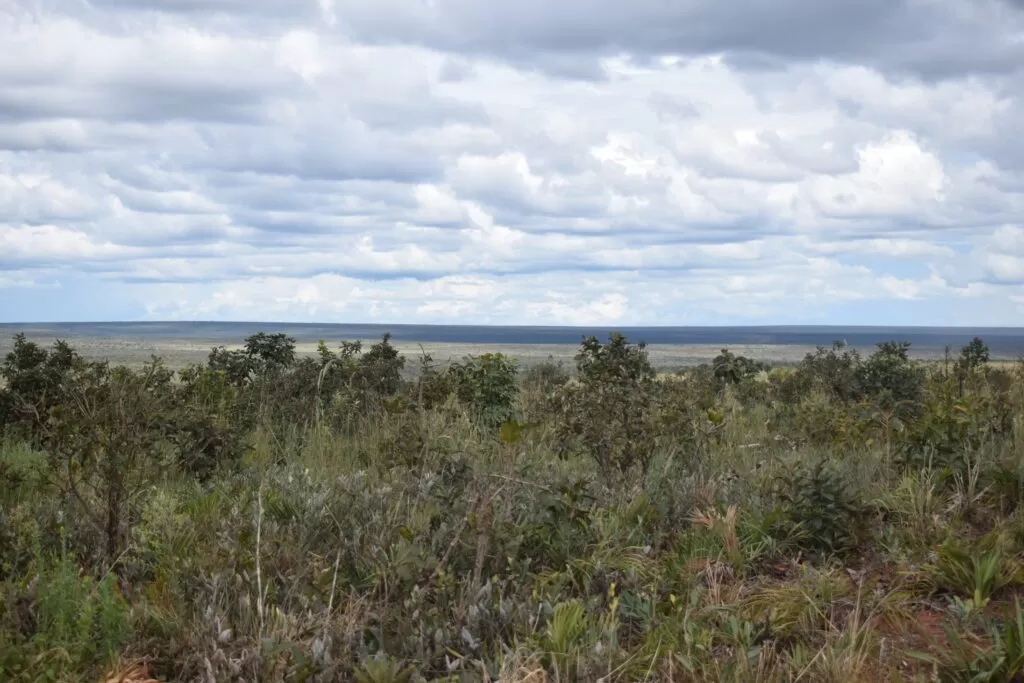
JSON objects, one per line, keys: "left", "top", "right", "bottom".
{"left": 3, "top": 331, "right": 1024, "bottom": 682}
{"left": 0, "top": 332, "right": 825, "bottom": 371}
{"left": 1, "top": 330, "right": 1009, "bottom": 374}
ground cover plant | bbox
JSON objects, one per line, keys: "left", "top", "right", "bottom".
{"left": 3, "top": 331, "right": 1024, "bottom": 681}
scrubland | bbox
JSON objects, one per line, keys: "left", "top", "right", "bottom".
{"left": 3, "top": 331, "right": 1024, "bottom": 682}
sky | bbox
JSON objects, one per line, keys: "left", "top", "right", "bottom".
{"left": 2, "top": 1, "right": 1024, "bottom": 326}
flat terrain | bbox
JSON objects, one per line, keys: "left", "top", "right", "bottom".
{"left": 2, "top": 322, "right": 1022, "bottom": 370}
{"left": 0, "top": 334, "right": 825, "bottom": 370}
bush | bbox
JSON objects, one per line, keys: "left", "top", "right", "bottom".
{"left": 856, "top": 341, "right": 924, "bottom": 408}
{"left": 172, "top": 366, "right": 251, "bottom": 479}
{"left": 40, "top": 359, "right": 178, "bottom": 563}
{"left": 208, "top": 331, "right": 297, "bottom": 386}
{"left": 448, "top": 353, "right": 519, "bottom": 427}
{"left": 353, "top": 333, "right": 406, "bottom": 399}
{"left": 554, "top": 334, "right": 658, "bottom": 479}
{"left": 791, "top": 341, "right": 862, "bottom": 403}
{"left": 770, "top": 459, "right": 869, "bottom": 559}
{"left": 0, "top": 335, "right": 94, "bottom": 442}
{"left": 0, "top": 551, "right": 130, "bottom": 680}
{"left": 712, "top": 348, "right": 765, "bottom": 388}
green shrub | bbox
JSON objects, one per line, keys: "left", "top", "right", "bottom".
{"left": 856, "top": 341, "right": 924, "bottom": 409}
{"left": 36, "top": 359, "right": 177, "bottom": 563}
{"left": 554, "top": 334, "right": 659, "bottom": 479}
{"left": 353, "top": 333, "right": 406, "bottom": 399}
{"left": 0, "top": 336, "right": 96, "bottom": 443}
{"left": 447, "top": 353, "right": 519, "bottom": 427}
{"left": 770, "top": 459, "right": 869, "bottom": 559}
{"left": 173, "top": 365, "right": 251, "bottom": 479}
{"left": 712, "top": 348, "right": 766, "bottom": 388}
{"left": 0, "top": 551, "right": 130, "bottom": 681}
{"left": 783, "top": 341, "right": 862, "bottom": 404}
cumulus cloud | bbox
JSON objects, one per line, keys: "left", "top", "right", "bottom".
{"left": 1, "top": 0, "right": 1024, "bottom": 325}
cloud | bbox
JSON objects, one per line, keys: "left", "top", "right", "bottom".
{"left": 1, "top": 0, "right": 1024, "bottom": 325}
{"left": 326, "top": 0, "right": 1024, "bottom": 80}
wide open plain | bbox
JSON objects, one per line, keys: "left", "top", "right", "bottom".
{"left": 3, "top": 322, "right": 1023, "bottom": 371}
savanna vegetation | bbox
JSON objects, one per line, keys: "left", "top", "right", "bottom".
{"left": 3, "top": 330, "right": 1024, "bottom": 682}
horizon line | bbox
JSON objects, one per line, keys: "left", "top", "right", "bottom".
{"left": 2, "top": 321, "right": 1023, "bottom": 331}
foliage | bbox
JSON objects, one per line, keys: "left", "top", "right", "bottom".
{"left": 353, "top": 333, "right": 406, "bottom": 398}
{"left": 793, "top": 341, "right": 862, "bottom": 402}
{"left": 554, "top": 334, "right": 659, "bottom": 479}
{"left": 916, "top": 599, "right": 1024, "bottom": 682}
{"left": 959, "top": 336, "right": 991, "bottom": 374}
{"left": 173, "top": 364, "right": 251, "bottom": 479}
{"left": 770, "top": 459, "right": 870, "bottom": 559}
{"left": 208, "top": 331, "right": 298, "bottom": 385}
{"left": 856, "top": 340, "right": 925, "bottom": 408}
{"left": 2, "top": 332, "right": 1024, "bottom": 681}
{"left": 447, "top": 353, "right": 519, "bottom": 427}
{"left": 0, "top": 335, "right": 93, "bottom": 443}
{"left": 0, "top": 550, "right": 130, "bottom": 681}
{"left": 712, "top": 348, "right": 766, "bottom": 388}
{"left": 353, "top": 655, "right": 415, "bottom": 683}
{"left": 921, "top": 542, "right": 1021, "bottom": 607}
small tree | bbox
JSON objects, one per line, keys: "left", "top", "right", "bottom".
{"left": 243, "top": 332, "right": 297, "bottom": 373}
{"left": 448, "top": 353, "right": 519, "bottom": 427}
{"left": 173, "top": 364, "right": 251, "bottom": 479}
{"left": 959, "top": 336, "right": 991, "bottom": 372}
{"left": 354, "top": 333, "right": 406, "bottom": 398}
{"left": 797, "top": 341, "right": 862, "bottom": 403}
{"left": 856, "top": 341, "right": 924, "bottom": 410}
{"left": 1, "top": 335, "right": 90, "bottom": 440}
{"left": 555, "top": 334, "right": 658, "bottom": 480}
{"left": 40, "top": 358, "right": 176, "bottom": 564}
{"left": 712, "top": 348, "right": 764, "bottom": 389}
{"left": 207, "top": 332, "right": 297, "bottom": 385}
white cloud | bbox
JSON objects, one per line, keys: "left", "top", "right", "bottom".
{"left": 2, "top": 1, "right": 1024, "bottom": 324}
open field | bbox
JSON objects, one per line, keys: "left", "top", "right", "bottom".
{"left": 4, "top": 322, "right": 1024, "bottom": 370}
{"left": 4, "top": 330, "right": 1024, "bottom": 681}
{"left": 0, "top": 334, "right": 825, "bottom": 370}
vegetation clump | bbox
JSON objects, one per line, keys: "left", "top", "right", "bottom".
{"left": 3, "top": 331, "right": 1024, "bottom": 681}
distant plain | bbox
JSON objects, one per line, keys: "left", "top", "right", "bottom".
{"left": 3, "top": 322, "right": 1024, "bottom": 370}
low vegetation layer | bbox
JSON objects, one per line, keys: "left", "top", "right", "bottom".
{"left": 2, "top": 331, "right": 1024, "bottom": 682}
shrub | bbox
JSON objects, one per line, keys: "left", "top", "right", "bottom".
{"left": 856, "top": 341, "right": 924, "bottom": 408}
{"left": 0, "top": 551, "right": 130, "bottom": 680}
{"left": 38, "top": 359, "right": 177, "bottom": 563}
{"left": 448, "top": 353, "right": 519, "bottom": 427}
{"left": 798, "top": 341, "right": 862, "bottom": 402}
{"left": 172, "top": 365, "right": 251, "bottom": 479}
{"left": 519, "top": 358, "right": 570, "bottom": 423}
{"left": 522, "top": 358, "right": 570, "bottom": 394}
{"left": 899, "top": 377, "right": 1005, "bottom": 472}
{"left": 959, "top": 336, "right": 991, "bottom": 374}
{"left": 207, "top": 331, "right": 297, "bottom": 386}
{"left": 712, "top": 348, "right": 765, "bottom": 388}
{"left": 770, "top": 459, "right": 869, "bottom": 559}
{"left": 0, "top": 335, "right": 94, "bottom": 442}
{"left": 554, "top": 334, "right": 658, "bottom": 479}
{"left": 353, "top": 333, "right": 406, "bottom": 402}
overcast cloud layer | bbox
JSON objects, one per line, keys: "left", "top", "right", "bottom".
{"left": 2, "top": 0, "right": 1024, "bottom": 325}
